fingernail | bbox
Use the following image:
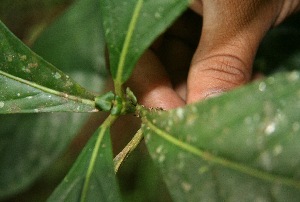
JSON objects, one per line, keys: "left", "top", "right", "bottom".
{"left": 204, "top": 90, "right": 224, "bottom": 100}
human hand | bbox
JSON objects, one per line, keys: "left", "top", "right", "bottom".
{"left": 126, "top": 0, "right": 300, "bottom": 109}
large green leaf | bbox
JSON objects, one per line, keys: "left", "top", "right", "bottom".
{"left": 143, "top": 71, "right": 300, "bottom": 201}
{"left": 0, "top": 21, "right": 97, "bottom": 113}
{"left": 33, "top": 0, "right": 107, "bottom": 93}
{"left": 0, "top": 112, "right": 90, "bottom": 200}
{"left": 100, "top": 0, "right": 190, "bottom": 88}
{"left": 0, "top": 0, "right": 107, "bottom": 199}
{"left": 48, "top": 115, "right": 121, "bottom": 202}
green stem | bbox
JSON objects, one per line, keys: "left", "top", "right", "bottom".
{"left": 143, "top": 117, "right": 300, "bottom": 190}
{"left": 114, "top": 0, "right": 144, "bottom": 97}
{"left": 113, "top": 129, "right": 144, "bottom": 173}
{"left": 80, "top": 115, "right": 117, "bottom": 202}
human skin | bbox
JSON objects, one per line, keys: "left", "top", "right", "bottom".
{"left": 126, "top": 0, "right": 300, "bottom": 109}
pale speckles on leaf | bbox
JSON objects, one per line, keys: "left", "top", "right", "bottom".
{"left": 28, "top": 63, "right": 38, "bottom": 69}
{"left": 287, "top": 71, "right": 299, "bottom": 82}
{"left": 18, "top": 54, "right": 27, "bottom": 61}
{"left": 105, "top": 28, "right": 111, "bottom": 35}
{"left": 198, "top": 166, "right": 209, "bottom": 174}
{"left": 186, "top": 134, "right": 197, "bottom": 143}
{"left": 154, "top": 12, "right": 161, "bottom": 19}
{"left": 0, "top": 102, "right": 4, "bottom": 108}
{"left": 264, "top": 122, "right": 276, "bottom": 135}
{"left": 144, "top": 132, "right": 151, "bottom": 143}
{"left": 258, "top": 82, "right": 266, "bottom": 92}
{"left": 54, "top": 72, "right": 62, "bottom": 79}
{"left": 167, "top": 119, "right": 174, "bottom": 128}
{"left": 6, "top": 55, "right": 13, "bottom": 62}
{"left": 273, "top": 145, "right": 283, "bottom": 156}
{"left": 181, "top": 181, "right": 192, "bottom": 193}
{"left": 156, "top": 145, "right": 163, "bottom": 154}
{"left": 175, "top": 108, "right": 185, "bottom": 120}
{"left": 190, "top": 105, "right": 197, "bottom": 113}
{"left": 155, "top": 145, "right": 166, "bottom": 163}
{"left": 186, "top": 114, "right": 197, "bottom": 126}
{"left": 292, "top": 122, "right": 300, "bottom": 132}
{"left": 158, "top": 154, "right": 166, "bottom": 163}
{"left": 259, "top": 151, "right": 272, "bottom": 171}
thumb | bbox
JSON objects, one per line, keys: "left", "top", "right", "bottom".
{"left": 187, "top": 0, "right": 277, "bottom": 103}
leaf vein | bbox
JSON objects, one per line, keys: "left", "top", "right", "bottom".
{"left": 0, "top": 70, "right": 96, "bottom": 110}
{"left": 143, "top": 117, "right": 300, "bottom": 189}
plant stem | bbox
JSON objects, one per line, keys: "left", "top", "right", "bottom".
{"left": 80, "top": 114, "right": 117, "bottom": 202}
{"left": 113, "top": 129, "right": 144, "bottom": 173}
{"left": 114, "top": 0, "right": 144, "bottom": 97}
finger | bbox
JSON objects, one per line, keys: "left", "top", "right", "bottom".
{"left": 187, "top": 0, "right": 279, "bottom": 103}
{"left": 126, "top": 50, "right": 185, "bottom": 109}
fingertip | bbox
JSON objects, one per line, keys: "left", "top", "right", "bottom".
{"left": 139, "top": 86, "right": 185, "bottom": 110}
{"left": 186, "top": 54, "right": 251, "bottom": 103}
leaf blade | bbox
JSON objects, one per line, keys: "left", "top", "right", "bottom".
{"left": 143, "top": 71, "right": 300, "bottom": 201}
{"left": 0, "top": 20, "right": 97, "bottom": 113}
{"left": 100, "top": 0, "right": 190, "bottom": 86}
{"left": 47, "top": 115, "right": 121, "bottom": 202}
{"left": 0, "top": 113, "right": 90, "bottom": 200}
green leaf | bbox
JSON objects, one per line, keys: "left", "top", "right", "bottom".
{"left": 32, "top": 0, "right": 107, "bottom": 93}
{"left": 0, "top": 112, "right": 90, "bottom": 200}
{"left": 0, "top": 0, "right": 107, "bottom": 198}
{"left": 0, "top": 20, "right": 97, "bottom": 113}
{"left": 143, "top": 71, "right": 300, "bottom": 201}
{"left": 100, "top": 0, "right": 190, "bottom": 93}
{"left": 48, "top": 115, "right": 121, "bottom": 202}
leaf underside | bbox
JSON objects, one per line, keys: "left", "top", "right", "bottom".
{"left": 143, "top": 71, "right": 300, "bottom": 201}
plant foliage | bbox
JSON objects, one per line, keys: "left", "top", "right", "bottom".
{"left": 0, "top": 0, "right": 300, "bottom": 201}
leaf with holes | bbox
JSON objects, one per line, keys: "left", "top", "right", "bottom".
{"left": 143, "top": 71, "right": 300, "bottom": 201}
{"left": 0, "top": 21, "right": 97, "bottom": 113}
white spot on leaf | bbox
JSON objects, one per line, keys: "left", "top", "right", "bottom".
{"left": 258, "top": 82, "right": 266, "bottom": 92}
{"left": 54, "top": 72, "right": 62, "bottom": 79}
{"left": 158, "top": 154, "right": 165, "bottom": 163}
{"left": 176, "top": 108, "right": 184, "bottom": 120}
{"left": 0, "top": 102, "right": 4, "bottom": 108}
{"left": 264, "top": 122, "right": 276, "bottom": 135}
{"left": 156, "top": 145, "right": 163, "bottom": 154}
{"left": 259, "top": 151, "right": 272, "bottom": 171}
{"left": 181, "top": 182, "right": 192, "bottom": 192}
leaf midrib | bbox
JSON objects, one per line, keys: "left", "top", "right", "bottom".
{"left": 0, "top": 70, "right": 96, "bottom": 109}
{"left": 113, "top": 0, "right": 144, "bottom": 97}
{"left": 143, "top": 116, "right": 300, "bottom": 189}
